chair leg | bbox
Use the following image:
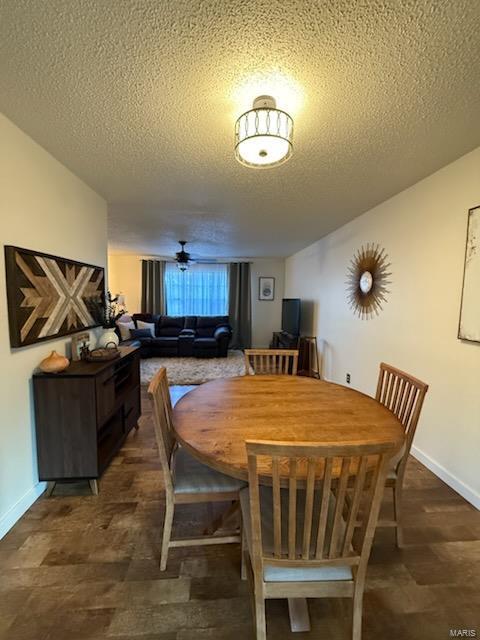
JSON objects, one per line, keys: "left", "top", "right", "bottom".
{"left": 254, "top": 593, "right": 266, "bottom": 640}
{"left": 204, "top": 501, "right": 215, "bottom": 535}
{"left": 160, "top": 501, "right": 174, "bottom": 571}
{"left": 241, "top": 528, "right": 247, "bottom": 581}
{"left": 352, "top": 585, "right": 364, "bottom": 640}
{"left": 393, "top": 482, "right": 404, "bottom": 548}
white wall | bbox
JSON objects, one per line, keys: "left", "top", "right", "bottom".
{"left": 0, "top": 114, "right": 107, "bottom": 537}
{"left": 108, "top": 255, "right": 285, "bottom": 348}
{"left": 285, "top": 146, "right": 480, "bottom": 508}
{"left": 108, "top": 254, "right": 143, "bottom": 312}
{"left": 250, "top": 259, "right": 285, "bottom": 347}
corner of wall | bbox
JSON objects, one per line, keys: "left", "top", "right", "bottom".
{"left": 0, "top": 114, "right": 108, "bottom": 539}
{"left": 0, "top": 482, "right": 46, "bottom": 539}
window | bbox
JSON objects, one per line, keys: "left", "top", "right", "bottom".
{"left": 165, "top": 262, "right": 228, "bottom": 316}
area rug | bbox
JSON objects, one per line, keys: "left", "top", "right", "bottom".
{"left": 140, "top": 349, "right": 247, "bottom": 386}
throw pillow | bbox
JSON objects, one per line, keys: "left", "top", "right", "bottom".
{"left": 116, "top": 320, "right": 135, "bottom": 342}
{"left": 130, "top": 328, "right": 153, "bottom": 340}
{"left": 137, "top": 320, "right": 156, "bottom": 337}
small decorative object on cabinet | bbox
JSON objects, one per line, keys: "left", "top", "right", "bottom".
{"left": 458, "top": 205, "right": 480, "bottom": 342}
{"left": 33, "top": 346, "right": 140, "bottom": 496}
{"left": 297, "top": 336, "right": 320, "bottom": 378}
{"left": 71, "top": 331, "right": 91, "bottom": 361}
{"left": 346, "top": 243, "right": 391, "bottom": 319}
{"left": 86, "top": 346, "right": 120, "bottom": 362}
{"left": 87, "top": 290, "right": 126, "bottom": 347}
{"left": 39, "top": 350, "right": 70, "bottom": 374}
{"left": 258, "top": 277, "right": 275, "bottom": 301}
{"left": 98, "top": 328, "right": 120, "bottom": 348}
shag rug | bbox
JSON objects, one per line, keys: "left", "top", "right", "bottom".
{"left": 140, "top": 349, "right": 247, "bottom": 386}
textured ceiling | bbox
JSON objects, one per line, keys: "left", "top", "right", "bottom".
{"left": 1, "top": 1, "right": 480, "bottom": 258}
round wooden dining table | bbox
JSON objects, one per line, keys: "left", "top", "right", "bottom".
{"left": 173, "top": 375, "right": 405, "bottom": 632}
{"left": 174, "top": 375, "right": 405, "bottom": 479}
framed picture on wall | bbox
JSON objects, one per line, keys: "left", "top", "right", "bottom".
{"left": 4, "top": 245, "right": 104, "bottom": 348}
{"left": 258, "top": 276, "right": 275, "bottom": 301}
{"left": 458, "top": 205, "right": 480, "bottom": 342}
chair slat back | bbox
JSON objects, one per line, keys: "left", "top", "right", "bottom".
{"left": 246, "top": 440, "right": 397, "bottom": 577}
{"left": 147, "top": 367, "right": 175, "bottom": 494}
{"left": 161, "top": 372, "right": 175, "bottom": 432}
{"left": 375, "top": 363, "right": 428, "bottom": 461}
{"left": 245, "top": 349, "right": 298, "bottom": 375}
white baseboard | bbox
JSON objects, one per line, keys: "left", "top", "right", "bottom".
{"left": 411, "top": 445, "right": 480, "bottom": 510}
{"left": 323, "top": 378, "right": 479, "bottom": 510}
{"left": 0, "top": 482, "right": 46, "bottom": 539}
{"left": 3, "top": 448, "right": 475, "bottom": 541}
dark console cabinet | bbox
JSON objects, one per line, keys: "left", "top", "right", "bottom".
{"left": 271, "top": 332, "right": 320, "bottom": 378}
{"left": 33, "top": 346, "right": 141, "bottom": 492}
{"left": 271, "top": 331, "right": 299, "bottom": 350}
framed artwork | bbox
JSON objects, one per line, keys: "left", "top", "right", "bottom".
{"left": 71, "top": 331, "right": 91, "bottom": 361}
{"left": 258, "top": 276, "right": 275, "bottom": 301}
{"left": 4, "top": 245, "right": 104, "bottom": 348}
{"left": 458, "top": 205, "right": 480, "bottom": 342}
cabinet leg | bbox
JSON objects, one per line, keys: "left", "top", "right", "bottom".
{"left": 89, "top": 479, "right": 99, "bottom": 495}
{"left": 44, "top": 481, "right": 56, "bottom": 497}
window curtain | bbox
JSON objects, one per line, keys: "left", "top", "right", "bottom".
{"left": 141, "top": 260, "right": 166, "bottom": 314}
{"left": 165, "top": 263, "right": 228, "bottom": 316}
{"left": 228, "top": 262, "right": 252, "bottom": 349}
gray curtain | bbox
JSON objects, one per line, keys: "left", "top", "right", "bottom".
{"left": 141, "top": 260, "right": 166, "bottom": 314}
{"left": 228, "top": 262, "right": 252, "bottom": 349}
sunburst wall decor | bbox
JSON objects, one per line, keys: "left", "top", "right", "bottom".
{"left": 346, "top": 244, "right": 391, "bottom": 320}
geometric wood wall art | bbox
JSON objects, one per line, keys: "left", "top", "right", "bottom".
{"left": 458, "top": 205, "right": 480, "bottom": 343}
{"left": 4, "top": 245, "right": 104, "bottom": 348}
{"left": 346, "top": 243, "right": 391, "bottom": 320}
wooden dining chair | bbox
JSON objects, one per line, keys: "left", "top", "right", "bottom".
{"left": 240, "top": 439, "right": 398, "bottom": 640}
{"left": 148, "top": 367, "right": 246, "bottom": 570}
{"left": 375, "top": 362, "right": 429, "bottom": 546}
{"left": 244, "top": 349, "right": 298, "bottom": 375}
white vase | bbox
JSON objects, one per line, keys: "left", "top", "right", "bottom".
{"left": 97, "top": 328, "right": 119, "bottom": 348}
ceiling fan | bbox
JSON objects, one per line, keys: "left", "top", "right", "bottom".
{"left": 175, "top": 240, "right": 194, "bottom": 271}
{"left": 174, "top": 241, "right": 219, "bottom": 270}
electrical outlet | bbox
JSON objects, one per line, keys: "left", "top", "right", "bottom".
{"left": 346, "top": 373, "right": 351, "bottom": 384}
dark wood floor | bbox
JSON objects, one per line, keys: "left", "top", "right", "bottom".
{"left": 1, "top": 386, "right": 479, "bottom": 640}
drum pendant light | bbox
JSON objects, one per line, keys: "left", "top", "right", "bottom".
{"left": 234, "top": 95, "right": 293, "bottom": 168}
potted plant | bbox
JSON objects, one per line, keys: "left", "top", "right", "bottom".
{"left": 87, "top": 291, "right": 127, "bottom": 348}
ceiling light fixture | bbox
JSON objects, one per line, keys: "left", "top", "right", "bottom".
{"left": 234, "top": 95, "right": 293, "bottom": 168}
{"left": 175, "top": 241, "right": 193, "bottom": 271}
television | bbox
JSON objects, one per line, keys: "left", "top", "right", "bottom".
{"left": 281, "top": 298, "right": 301, "bottom": 336}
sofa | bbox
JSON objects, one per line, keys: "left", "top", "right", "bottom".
{"left": 119, "top": 314, "right": 232, "bottom": 358}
